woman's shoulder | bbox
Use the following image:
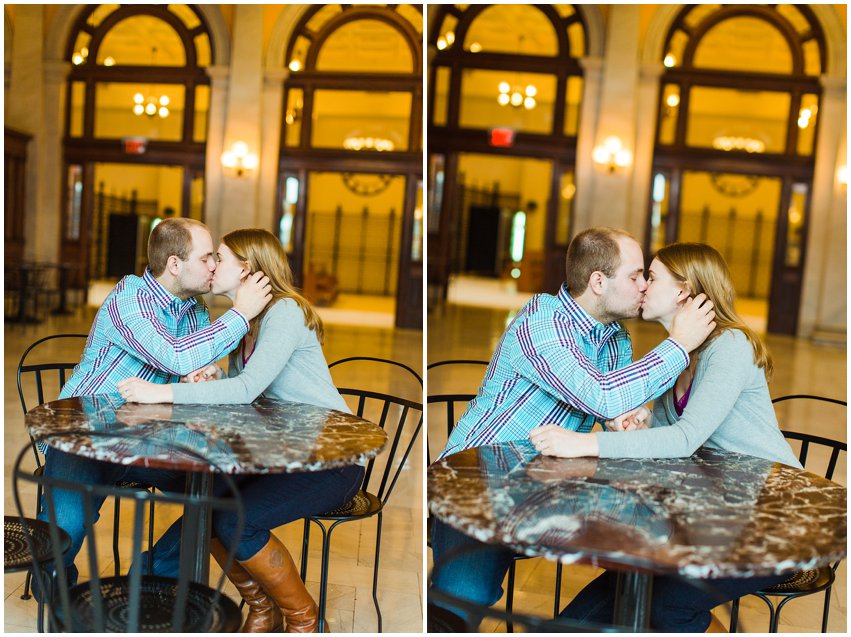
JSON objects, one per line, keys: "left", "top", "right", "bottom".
{"left": 701, "top": 329, "right": 756, "bottom": 369}
{"left": 260, "top": 297, "right": 309, "bottom": 329}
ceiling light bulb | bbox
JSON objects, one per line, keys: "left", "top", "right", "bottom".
{"left": 525, "top": 85, "right": 537, "bottom": 97}
{"left": 436, "top": 37, "right": 447, "bottom": 50}
{"left": 497, "top": 93, "right": 510, "bottom": 106}
{"left": 470, "top": 42, "right": 482, "bottom": 53}
{"left": 145, "top": 102, "right": 156, "bottom": 115}
{"left": 133, "top": 104, "right": 144, "bottom": 116}
{"left": 134, "top": 93, "right": 144, "bottom": 104}
{"left": 663, "top": 54, "right": 676, "bottom": 68}
{"left": 160, "top": 96, "right": 170, "bottom": 106}
{"left": 104, "top": 56, "right": 115, "bottom": 66}
{"left": 81, "top": 47, "right": 89, "bottom": 58}
{"left": 510, "top": 92, "right": 523, "bottom": 107}
{"left": 797, "top": 116, "right": 809, "bottom": 129}
{"left": 445, "top": 31, "right": 455, "bottom": 45}
{"left": 524, "top": 96, "right": 536, "bottom": 109}
{"left": 666, "top": 94, "right": 680, "bottom": 107}
{"left": 72, "top": 54, "right": 84, "bottom": 65}
{"left": 288, "top": 59, "right": 302, "bottom": 72}
{"left": 498, "top": 82, "right": 510, "bottom": 94}
{"left": 158, "top": 106, "right": 169, "bottom": 118}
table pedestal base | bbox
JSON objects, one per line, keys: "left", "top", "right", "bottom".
{"left": 614, "top": 572, "right": 652, "bottom": 631}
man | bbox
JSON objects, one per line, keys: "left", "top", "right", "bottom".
{"left": 430, "top": 226, "right": 716, "bottom": 618}
{"left": 38, "top": 217, "right": 272, "bottom": 589}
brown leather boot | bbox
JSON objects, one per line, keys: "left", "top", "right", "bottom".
{"left": 239, "top": 534, "right": 319, "bottom": 633}
{"left": 210, "top": 538, "right": 284, "bottom": 632}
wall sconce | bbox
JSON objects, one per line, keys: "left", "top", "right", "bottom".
{"left": 221, "top": 141, "right": 258, "bottom": 177}
{"left": 592, "top": 136, "right": 632, "bottom": 173}
{"left": 838, "top": 165, "right": 848, "bottom": 186}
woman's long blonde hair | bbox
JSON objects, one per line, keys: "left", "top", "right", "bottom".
{"left": 656, "top": 242, "right": 773, "bottom": 380}
{"left": 222, "top": 228, "right": 324, "bottom": 346}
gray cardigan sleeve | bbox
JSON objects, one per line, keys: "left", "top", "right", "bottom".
{"left": 171, "top": 300, "right": 303, "bottom": 405}
{"left": 595, "top": 330, "right": 756, "bottom": 458}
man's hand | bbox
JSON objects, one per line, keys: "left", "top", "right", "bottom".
{"left": 181, "top": 364, "right": 222, "bottom": 383}
{"left": 529, "top": 424, "right": 600, "bottom": 458}
{"left": 668, "top": 293, "right": 716, "bottom": 353}
{"left": 116, "top": 377, "right": 174, "bottom": 404}
{"left": 233, "top": 271, "right": 272, "bottom": 321}
{"left": 605, "top": 406, "right": 651, "bottom": 432}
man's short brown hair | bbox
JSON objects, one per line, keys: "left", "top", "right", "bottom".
{"left": 148, "top": 218, "right": 208, "bottom": 277}
{"left": 565, "top": 227, "right": 636, "bottom": 294}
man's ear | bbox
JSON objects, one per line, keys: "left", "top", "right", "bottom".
{"left": 166, "top": 255, "right": 181, "bottom": 277}
{"left": 588, "top": 271, "right": 606, "bottom": 296}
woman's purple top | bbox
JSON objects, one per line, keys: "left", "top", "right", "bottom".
{"left": 674, "top": 378, "right": 694, "bottom": 417}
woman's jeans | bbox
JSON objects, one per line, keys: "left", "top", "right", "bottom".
{"left": 431, "top": 518, "right": 791, "bottom": 632}
{"left": 144, "top": 464, "right": 365, "bottom": 575}
{"left": 559, "top": 569, "right": 790, "bottom": 632}
{"left": 35, "top": 449, "right": 186, "bottom": 594}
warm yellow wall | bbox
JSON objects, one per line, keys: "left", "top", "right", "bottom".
{"left": 93, "top": 164, "right": 183, "bottom": 219}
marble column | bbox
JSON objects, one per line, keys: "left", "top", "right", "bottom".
{"left": 217, "top": 5, "right": 263, "bottom": 239}
{"left": 630, "top": 63, "right": 665, "bottom": 242}
{"left": 38, "top": 60, "right": 70, "bottom": 263}
{"left": 585, "top": 6, "right": 641, "bottom": 231}
{"left": 7, "top": 6, "right": 43, "bottom": 260}
{"left": 798, "top": 74, "right": 847, "bottom": 342}
{"left": 203, "top": 64, "right": 230, "bottom": 244}
{"left": 257, "top": 67, "right": 288, "bottom": 233}
{"left": 571, "top": 56, "right": 603, "bottom": 234}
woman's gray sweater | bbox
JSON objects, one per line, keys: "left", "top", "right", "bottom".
{"left": 596, "top": 329, "right": 802, "bottom": 468}
{"left": 172, "top": 298, "right": 349, "bottom": 413}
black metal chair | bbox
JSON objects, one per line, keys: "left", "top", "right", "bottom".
{"left": 16, "top": 333, "right": 158, "bottom": 604}
{"left": 5, "top": 515, "right": 72, "bottom": 632}
{"left": 299, "top": 356, "right": 423, "bottom": 633}
{"left": 427, "top": 359, "right": 566, "bottom": 631}
{"left": 729, "top": 395, "right": 846, "bottom": 633}
{"left": 12, "top": 431, "right": 245, "bottom": 632}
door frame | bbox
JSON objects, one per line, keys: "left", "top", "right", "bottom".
{"left": 646, "top": 154, "right": 814, "bottom": 334}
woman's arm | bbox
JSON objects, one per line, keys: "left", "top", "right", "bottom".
{"left": 532, "top": 331, "right": 755, "bottom": 459}
{"left": 170, "top": 300, "right": 304, "bottom": 404}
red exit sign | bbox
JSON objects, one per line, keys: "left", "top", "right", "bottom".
{"left": 489, "top": 128, "right": 514, "bottom": 147}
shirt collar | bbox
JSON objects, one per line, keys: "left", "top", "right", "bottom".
{"left": 558, "top": 283, "right": 623, "bottom": 340}
{"left": 143, "top": 267, "right": 197, "bottom": 315}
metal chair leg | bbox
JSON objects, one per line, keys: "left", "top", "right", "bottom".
{"left": 300, "top": 519, "right": 311, "bottom": 582}
{"left": 505, "top": 560, "right": 517, "bottom": 633}
{"left": 729, "top": 598, "right": 740, "bottom": 632}
{"left": 315, "top": 521, "right": 332, "bottom": 633}
{"left": 821, "top": 586, "right": 833, "bottom": 632}
{"left": 372, "top": 512, "right": 383, "bottom": 633}
{"left": 553, "top": 562, "right": 563, "bottom": 618}
{"left": 112, "top": 497, "right": 122, "bottom": 576}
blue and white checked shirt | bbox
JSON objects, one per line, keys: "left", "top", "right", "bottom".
{"left": 439, "top": 284, "right": 689, "bottom": 459}
{"left": 59, "top": 268, "right": 249, "bottom": 399}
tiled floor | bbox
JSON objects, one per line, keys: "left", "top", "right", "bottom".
{"left": 3, "top": 302, "right": 423, "bottom": 633}
{"left": 427, "top": 298, "right": 847, "bottom": 633}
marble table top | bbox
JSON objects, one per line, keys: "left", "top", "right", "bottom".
{"left": 428, "top": 441, "right": 847, "bottom": 579}
{"left": 27, "top": 396, "right": 387, "bottom": 474}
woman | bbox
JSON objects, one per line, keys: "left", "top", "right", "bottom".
{"left": 529, "top": 242, "right": 801, "bottom": 633}
{"left": 118, "top": 229, "right": 362, "bottom": 633}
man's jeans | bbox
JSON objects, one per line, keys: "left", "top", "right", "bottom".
{"left": 36, "top": 448, "right": 186, "bottom": 592}
{"left": 429, "top": 518, "right": 516, "bottom": 621}
{"left": 141, "top": 464, "right": 365, "bottom": 575}
{"left": 559, "top": 569, "right": 791, "bottom": 632}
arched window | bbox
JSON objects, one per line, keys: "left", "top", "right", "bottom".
{"left": 430, "top": 4, "right": 586, "bottom": 137}
{"left": 649, "top": 5, "right": 827, "bottom": 335}
{"left": 65, "top": 4, "right": 213, "bottom": 144}
{"left": 656, "top": 5, "right": 825, "bottom": 156}
{"left": 281, "top": 5, "right": 422, "bottom": 152}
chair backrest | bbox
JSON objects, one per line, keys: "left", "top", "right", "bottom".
{"left": 17, "top": 334, "right": 88, "bottom": 415}
{"left": 426, "top": 360, "right": 488, "bottom": 465}
{"left": 329, "top": 356, "right": 423, "bottom": 506}
{"left": 773, "top": 395, "right": 847, "bottom": 481}
{"left": 12, "top": 431, "right": 244, "bottom": 633}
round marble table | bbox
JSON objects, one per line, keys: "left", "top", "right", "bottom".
{"left": 428, "top": 441, "right": 846, "bottom": 630}
{"left": 27, "top": 395, "right": 388, "bottom": 582}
